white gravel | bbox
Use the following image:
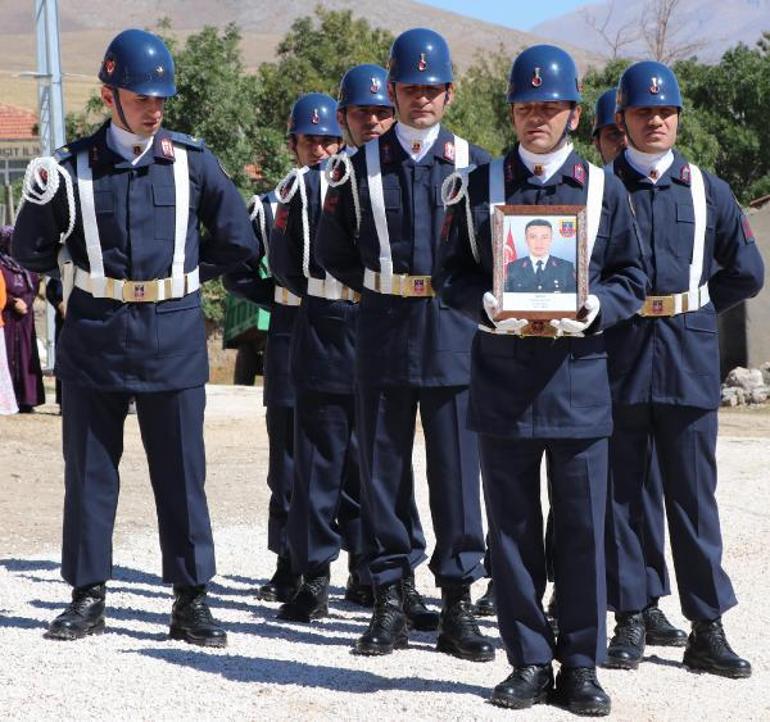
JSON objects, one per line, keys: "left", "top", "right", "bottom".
{"left": 0, "top": 388, "right": 768, "bottom": 721}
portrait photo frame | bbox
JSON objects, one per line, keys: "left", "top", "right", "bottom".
{"left": 492, "top": 204, "right": 589, "bottom": 324}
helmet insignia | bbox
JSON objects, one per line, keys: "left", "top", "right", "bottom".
{"left": 650, "top": 76, "right": 660, "bottom": 94}
{"left": 311, "top": 109, "right": 320, "bottom": 125}
{"left": 104, "top": 58, "right": 116, "bottom": 76}
{"left": 370, "top": 77, "right": 381, "bottom": 94}
{"left": 156, "top": 66, "right": 165, "bottom": 76}
{"left": 531, "top": 67, "right": 543, "bottom": 88}
{"left": 418, "top": 53, "right": 427, "bottom": 72}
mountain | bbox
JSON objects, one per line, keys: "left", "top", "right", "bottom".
{"left": 531, "top": 0, "right": 770, "bottom": 63}
{"left": 0, "top": 0, "right": 602, "bottom": 113}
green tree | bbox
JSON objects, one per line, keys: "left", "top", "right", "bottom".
{"left": 256, "top": 7, "right": 394, "bottom": 132}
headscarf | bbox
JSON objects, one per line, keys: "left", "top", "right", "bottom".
{"left": 0, "top": 225, "right": 35, "bottom": 288}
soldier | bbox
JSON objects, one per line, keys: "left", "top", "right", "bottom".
{"left": 267, "top": 92, "right": 371, "bottom": 621}
{"left": 11, "top": 29, "right": 257, "bottom": 646}
{"left": 592, "top": 88, "right": 626, "bottom": 165}
{"left": 603, "top": 61, "right": 762, "bottom": 677}
{"left": 336, "top": 63, "right": 439, "bottom": 630}
{"left": 222, "top": 183, "right": 301, "bottom": 605}
{"left": 504, "top": 219, "right": 576, "bottom": 293}
{"left": 317, "top": 27, "right": 492, "bottom": 662}
{"left": 435, "top": 45, "right": 647, "bottom": 715}
{"left": 593, "top": 85, "right": 688, "bottom": 653}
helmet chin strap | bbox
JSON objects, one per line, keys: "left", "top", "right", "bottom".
{"left": 112, "top": 87, "right": 135, "bottom": 135}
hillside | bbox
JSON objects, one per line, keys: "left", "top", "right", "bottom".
{"left": 0, "top": 0, "right": 603, "bottom": 114}
{"left": 532, "top": 0, "right": 770, "bottom": 63}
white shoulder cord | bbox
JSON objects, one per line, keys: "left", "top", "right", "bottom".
{"left": 276, "top": 167, "right": 311, "bottom": 278}
{"left": 441, "top": 167, "right": 479, "bottom": 262}
{"left": 248, "top": 194, "right": 269, "bottom": 256}
{"left": 326, "top": 151, "right": 362, "bottom": 236}
{"left": 20, "top": 156, "right": 77, "bottom": 244}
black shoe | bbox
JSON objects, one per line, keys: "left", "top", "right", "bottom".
{"left": 605, "top": 611, "right": 645, "bottom": 670}
{"left": 490, "top": 664, "right": 553, "bottom": 709}
{"left": 44, "top": 583, "right": 106, "bottom": 641}
{"left": 355, "top": 580, "right": 408, "bottom": 655}
{"left": 345, "top": 574, "right": 374, "bottom": 607}
{"left": 259, "top": 555, "right": 301, "bottom": 603}
{"left": 277, "top": 567, "right": 329, "bottom": 622}
{"left": 169, "top": 585, "right": 227, "bottom": 648}
{"left": 402, "top": 572, "right": 439, "bottom": 631}
{"left": 545, "top": 588, "right": 559, "bottom": 636}
{"left": 553, "top": 666, "right": 611, "bottom": 717}
{"left": 474, "top": 579, "right": 496, "bottom": 617}
{"left": 437, "top": 584, "right": 495, "bottom": 662}
{"left": 683, "top": 618, "right": 752, "bottom": 679}
{"left": 643, "top": 601, "right": 687, "bottom": 647}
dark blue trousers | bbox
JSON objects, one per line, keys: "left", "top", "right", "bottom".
{"left": 607, "top": 404, "right": 736, "bottom": 620}
{"left": 640, "top": 442, "right": 670, "bottom": 600}
{"left": 356, "top": 384, "right": 483, "bottom": 587}
{"left": 288, "top": 389, "right": 364, "bottom": 575}
{"left": 481, "top": 435, "right": 608, "bottom": 667}
{"left": 265, "top": 404, "right": 294, "bottom": 558}
{"left": 61, "top": 383, "right": 215, "bottom": 588}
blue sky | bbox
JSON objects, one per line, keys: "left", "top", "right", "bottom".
{"left": 415, "top": 0, "right": 588, "bottom": 30}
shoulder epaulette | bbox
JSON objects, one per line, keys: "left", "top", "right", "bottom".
{"left": 168, "top": 131, "right": 205, "bottom": 150}
{"left": 53, "top": 136, "right": 92, "bottom": 162}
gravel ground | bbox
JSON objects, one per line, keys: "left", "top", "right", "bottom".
{"left": 0, "top": 386, "right": 768, "bottom": 721}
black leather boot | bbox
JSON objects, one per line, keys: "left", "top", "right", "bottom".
{"left": 436, "top": 584, "right": 495, "bottom": 662}
{"left": 553, "top": 667, "right": 611, "bottom": 716}
{"left": 605, "top": 611, "right": 645, "bottom": 670}
{"left": 169, "top": 585, "right": 227, "bottom": 648}
{"left": 545, "top": 588, "right": 559, "bottom": 635}
{"left": 490, "top": 664, "right": 553, "bottom": 709}
{"left": 474, "top": 579, "right": 497, "bottom": 617}
{"left": 643, "top": 600, "right": 687, "bottom": 646}
{"left": 259, "top": 555, "right": 301, "bottom": 603}
{"left": 44, "top": 583, "right": 106, "bottom": 641}
{"left": 277, "top": 566, "right": 329, "bottom": 622}
{"left": 683, "top": 618, "right": 752, "bottom": 678}
{"left": 402, "top": 571, "right": 439, "bottom": 631}
{"left": 344, "top": 555, "right": 374, "bottom": 607}
{"left": 355, "top": 580, "right": 408, "bottom": 655}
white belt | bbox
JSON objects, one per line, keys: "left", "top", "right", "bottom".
{"left": 477, "top": 322, "right": 571, "bottom": 338}
{"left": 306, "top": 277, "right": 360, "bottom": 302}
{"left": 638, "top": 283, "right": 710, "bottom": 317}
{"left": 274, "top": 285, "right": 301, "bottom": 306}
{"left": 73, "top": 266, "right": 200, "bottom": 303}
{"left": 363, "top": 268, "right": 435, "bottom": 297}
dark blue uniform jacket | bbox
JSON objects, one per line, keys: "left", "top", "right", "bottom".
{"left": 12, "top": 121, "right": 257, "bottom": 392}
{"left": 223, "top": 194, "right": 297, "bottom": 407}
{"left": 316, "top": 125, "right": 491, "bottom": 388}
{"left": 435, "top": 147, "right": 648, "bottom": 439}
{"left": 604, "top": 151, "right": 764, "bottom": 410}
{"left": 269, "top": 164, "right": 357, "bottom": 396}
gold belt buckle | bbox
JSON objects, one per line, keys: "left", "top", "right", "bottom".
{"left": 641, "top": 295, "right": 675, "bottom": 317}
{"left": 404, "top": 275, "right": 432, "bottom": 297}
{"left": 122, "top": 280, "right": 158, "bottom": 303}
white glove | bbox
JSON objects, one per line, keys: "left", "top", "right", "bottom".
{"left": 550, "top": 294, "right": 601, "bottom": 336}
{"left": 483, "top": 291, "right": 529, "bottom": 334}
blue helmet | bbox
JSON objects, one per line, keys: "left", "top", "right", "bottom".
{"left": 338, "top": 64, "right": 393, "bottom": 109}
{"left": 507, "top": 44, "right": 581, "bottom": 104}
{"left": 288, "top": 93, "right": 342, "bottom": 138}
{"left": 617, "top": 61, "right": 683, "bottom": 110}
{"left": 387, "top": 28, "right": 453, "bottom": 85}
{"left": 98, "top": 29, "right": 176, "bottom": 97}
{"left": 592, "top": 88, "right": 619, "bottom": 136}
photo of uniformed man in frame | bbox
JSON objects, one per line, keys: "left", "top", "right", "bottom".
{"left": 492, "top": 204, "right": 588, "bottom": 320}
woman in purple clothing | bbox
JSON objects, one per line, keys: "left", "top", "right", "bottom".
{"left": 0, "top": 226, "right": 44, "bottom": 412}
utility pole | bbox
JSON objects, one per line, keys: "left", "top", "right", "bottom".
{"left": 34, "top": 0, "right": 66, "bottom": 371}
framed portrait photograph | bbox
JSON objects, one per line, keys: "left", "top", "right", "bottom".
{"left": 491, "top": 205, "right": 588, "bottom": 325}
